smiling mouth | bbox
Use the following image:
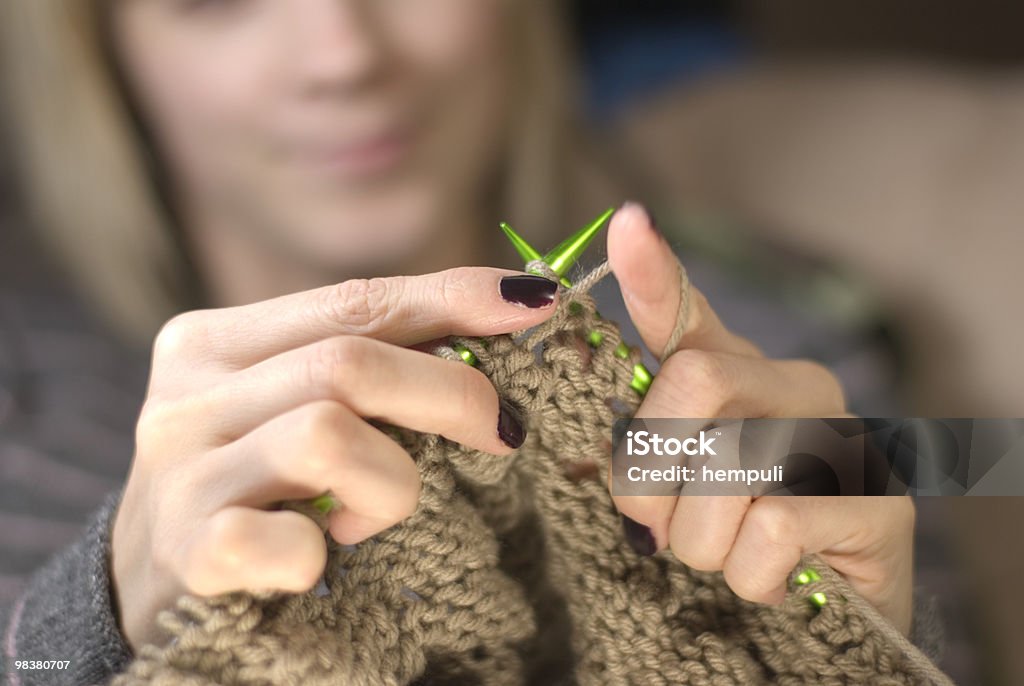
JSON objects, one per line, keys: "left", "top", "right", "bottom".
{"left": 297, "top": 126, "right": 414, "bottom": 179}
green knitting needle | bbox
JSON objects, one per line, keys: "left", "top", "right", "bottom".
{"left": 455, "top": 207, "right": 653, "bottom": 395}
{"left": 314, "top": 210, "right": 653, "bottom": 516}
{"left": 793, "top": 566, "right": 828, "bottom": 609}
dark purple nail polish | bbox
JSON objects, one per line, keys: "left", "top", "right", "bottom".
{"left": 497, "top": 399, "right": 526, "bottom": 449}
{"left": 499, "top": 275, "right": 557, "bottom": 308}
{"left": 622, "top": 514, "right": 657, "bottom": 556}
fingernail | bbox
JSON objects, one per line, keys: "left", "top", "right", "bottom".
{"left": 618, "top": 201, "right": 659, "bottom": 239}
{"left": 497, "top": 399, "right": 526, "bottom": 449}
{"left": 639, "top": 204, "right": 661, "bottom": 237}
{"left": 499, "top": 275, "right": 557, "bottom": 308}
{"left": 621, "top": 514, "right": 657, "bottom": 556}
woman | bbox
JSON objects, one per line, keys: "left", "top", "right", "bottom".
{"left": 0, "top": 1, "right": 933, "bottom": 683}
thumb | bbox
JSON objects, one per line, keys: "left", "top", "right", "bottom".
{"left": 607, "top": 202, "right": 683, "bottom": 357}
{"left": 607, "top": 203, "right": 762, "bottom": 358}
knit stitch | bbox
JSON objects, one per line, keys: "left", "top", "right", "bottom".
{"left": 111, "top": 263, "right": 954, "bottom": 686}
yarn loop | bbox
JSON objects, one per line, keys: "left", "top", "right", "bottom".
{"left": 112, "top": 262, "right": 952, "bottom": 685}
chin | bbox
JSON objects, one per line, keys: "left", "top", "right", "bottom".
{"left": 292, "top": 190, "right": 442, "bottom": 275}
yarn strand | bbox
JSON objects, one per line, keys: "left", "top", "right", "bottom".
{"left": 111, "top": 259, "right": 955, "bottom": 686}
{"left": 803, "top": 554, "right": 954, "bottom": 685}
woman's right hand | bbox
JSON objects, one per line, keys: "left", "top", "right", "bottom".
{"left": 110, "top": 268, "right": 559, "bottom": 653}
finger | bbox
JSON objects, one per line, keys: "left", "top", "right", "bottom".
{"left": 667, "top": 495, "right": 751, "bottom": 570}
{"left": 177, "top": 506, "right": 327, "bottom": 596}
{"left": 607, "top": 203, "right": 760, "bottom": 358}
{"left": 190, "top": 336, "right": 523, "bottom": 455}
{"left": 613, "top": 491, "right": 751, "bottom": 562}
{"left": 155, "top": 268, "right": 559, "bottom": 369}
{"left": 637, "top": 349, "right": 847, "bottom": 419}
{"left": 611, "top": 350, "right": 844, "bottom": 544}
{"left": 195, "top": 401, "right": 420, "bottom": 546}
{"left": 722, "top": 496, "right": 914, "bottom": 610}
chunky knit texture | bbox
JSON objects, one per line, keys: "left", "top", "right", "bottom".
{"left": 111, "top": 263, "right": 954, "bottom": 686}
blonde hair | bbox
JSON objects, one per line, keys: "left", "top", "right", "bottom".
{"left": 0, "top": 1, "right": 582, "bottom": 344}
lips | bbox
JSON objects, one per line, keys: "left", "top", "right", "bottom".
{"left": 296, "top": 125, "right": 413, "bottom": 178}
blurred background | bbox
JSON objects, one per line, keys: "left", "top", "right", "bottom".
{"left": 573, "top": 3, "right": 1024, "bottom": 684}
{"left": 3, "top": 1, "right": 1023, "bottom": 683}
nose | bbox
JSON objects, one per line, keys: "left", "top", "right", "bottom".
{"left": 289, "top": 0, "right": 385, "bottom": 94}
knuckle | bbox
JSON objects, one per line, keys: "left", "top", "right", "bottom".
{"left": 291, "top": 446, "right": 336, "bottom": 487}
{"left": 307, "top": 336, "right": 374, "bottom": 392}
{"left": 153, "top": 311, "right": 208, "bottom": 361}
{"left": 321, "top": 277, "right": 395, "bottom": 334}
{"left": 681, "top": 349, "right": 730, "bottom": 391}
{"left": 663, "top": 349, "right": 732, "bottom": 414}
{"left": 745, "top": 498, "right": 799, "bottom": 548}
{"left": 303, "top": 399, "right": 353, "bottom": 437}
{"left": 291, "top": 403, "right": 351, "bottom": 481}
{"left": 135, "top": 391, "right": 219, "bottom": 456}
{"left": 193, "top": 511, "right": 249, "bottom": 582}
{"left": 325, "top": 335, "right": 372, "bottom": 373}
{"left": 437, "top": 268, "right": 474, "bottom": 311}
{"left": 135, "top": 400, "right": 182, "bottom": 454}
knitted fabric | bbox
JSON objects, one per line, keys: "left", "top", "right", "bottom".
{"left": 112, "top": 263, "right": 953, "bottom": 686}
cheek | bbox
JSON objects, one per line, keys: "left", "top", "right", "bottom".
{"left": 389, "top": 1, "right": 504, "bottom": 69}
{"left": 389, "top": 1, "right": 509, "bottom": 176}
{"left": 114, "top": 16, "right": 279, "bottom": 192}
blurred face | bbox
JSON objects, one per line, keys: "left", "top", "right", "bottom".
{"left": 111, "top": 0, "right": 510, "bottom": 272}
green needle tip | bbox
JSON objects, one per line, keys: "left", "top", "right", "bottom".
{"left": 809, "top": 591, "right": 829, "bottom": 608}
{"left": 453, "top": 343, "right": 477, "bottom": 366}
{"left": 499, "top": 221, "right": 542, "bottom": 264}
{"left": 498, "top": 207, "right": 652, "bottom": 397}
{"left": 500, "top": 220, "right": 571, "bottom": 286}
{"left": 794, "top": 568, "right": 822, "bottom": 585}
{"left": 630, "top": 363, "right": 653, "bottom": 395}
{"left": 542, "top": 207, "right": 615, "bottom": 277}
{"left": 311, "top": 493, "right": 335, "bottom": 515}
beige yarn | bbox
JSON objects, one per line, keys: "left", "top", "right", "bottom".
{"left": 112, "top": 262, "right": 954, "bottom": 686}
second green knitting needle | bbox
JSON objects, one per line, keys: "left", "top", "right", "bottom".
{"left": 457, "top": 208, "right": 653, "bottom": 395}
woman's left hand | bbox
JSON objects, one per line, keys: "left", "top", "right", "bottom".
{"left": 606, "top": 203, "right": 915, "bottom": 637}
